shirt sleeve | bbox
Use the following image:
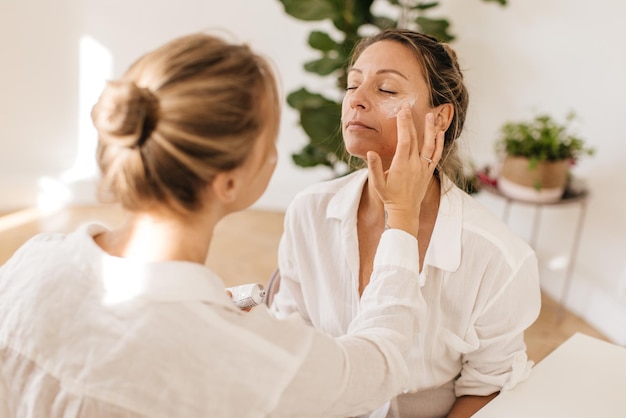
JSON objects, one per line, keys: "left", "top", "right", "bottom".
{"left": 455, "top": 250, "right": 542, "bottom": 396}
{"left": 271, "top": 229, "right": 427, "bottom": 418}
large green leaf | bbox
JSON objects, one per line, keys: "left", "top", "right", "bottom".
{"left": 292, "top": 143, "right": 335, "bottom": 168}
{"left": 286, "top": 88, "right": 336, "bottom": 111}
{"left": 308, "top": 31, "right": 339, "bottom": 52}
{"left": 300, "top": 104, "right": 342, "bottom": 146}
{"left": 332, "top": 0, "right": 375, "bottom": 32}
{"left": 413, "top": 2, "right": 440, "bottom": 11}
{"left": 304, "top": 55, "right": 345, "bottom": 76}
{"left": 415, "top": 16, "right": 454, "bottom": 42}
{"left": 279, "top": 0, "right": 336, "bottom": 21}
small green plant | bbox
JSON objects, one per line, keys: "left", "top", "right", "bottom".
{"left": 496, "top": 112, "right": 595, "bottom": 170}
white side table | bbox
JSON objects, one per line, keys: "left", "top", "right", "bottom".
{"left": 478, "top": 183, "right": 589, "bottom": 314}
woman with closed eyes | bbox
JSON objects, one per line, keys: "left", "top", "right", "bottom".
{"left": 271, "top": 28, "right": 542, "bottom": 418}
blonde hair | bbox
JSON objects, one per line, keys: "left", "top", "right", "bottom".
{"left": 91, "top": 33, "right": 280, "bottom": 215}
{"left": 349, "top": 29, "right": 470, "bottom": 188}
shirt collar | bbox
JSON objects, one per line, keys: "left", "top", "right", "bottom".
{"left": 425, "top": 177, "right": 463, "bottom": 272}
{"left": 68, "top": 224, "right": 239, "bottom": 310}
{"left": 326, "top": 169, "right": 368, "bottom": 222}
{"left": 325, "top": 170, "right": 463, "bottom": 273}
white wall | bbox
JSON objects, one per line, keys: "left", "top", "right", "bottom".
{"left": 439, "top": 0, "right": 626, "bottom": 344}
{"left": 1, "top": 0, "right": 625, "bottom": 342}
{"left": 0, "top": 0, "right": 83, "bottom": 209}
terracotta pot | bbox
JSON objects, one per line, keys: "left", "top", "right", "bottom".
{"left": 498, "top": 156, "right": 569, "bottom": 202}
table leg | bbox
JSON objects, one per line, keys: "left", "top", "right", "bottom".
{"left": 529, "top": 205, "right": 543, "bottom": 249}
{"left": 558, "top": 199, "right": 589, "bottom": 318}
{"left": 502, "top": 199, "right": 512, "bottom": 223}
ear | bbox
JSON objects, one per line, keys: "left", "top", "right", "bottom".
{"left": 435, "top": 103, "right": 454, "bottom": 133}
{"left": 210, "top": 170, "right": 238, "bottom": 204}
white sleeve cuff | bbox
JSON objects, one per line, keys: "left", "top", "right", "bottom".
{"left": 373, "top": 229, "right": 419, "bottom": 274}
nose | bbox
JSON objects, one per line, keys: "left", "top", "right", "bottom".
{"left": 347, "top": 87, "right": 369, "bottom": 110}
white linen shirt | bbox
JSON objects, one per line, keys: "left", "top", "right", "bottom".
{"left": 0, "top": 223, "right": 426, "bottom": 418}
{"left": 271, "top": 169, "right": 542, "bottom": 418}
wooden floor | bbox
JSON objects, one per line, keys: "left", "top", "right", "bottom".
{"left": 0, "top": 204, "right": 609, "bottom": 363}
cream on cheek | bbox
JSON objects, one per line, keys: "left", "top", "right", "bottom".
{"left": 377, "top": 95, "right": 416, "bottom": 118}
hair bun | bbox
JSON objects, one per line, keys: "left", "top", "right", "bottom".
{"left": 91, "top": 80, "right": 160, "bottom": 148}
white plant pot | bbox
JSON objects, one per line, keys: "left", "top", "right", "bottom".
{"left": 497, "top": 176, "right": 565, "bottom": 203}
{"left": 497, "top": 156, "right": 569, "bottom": 203}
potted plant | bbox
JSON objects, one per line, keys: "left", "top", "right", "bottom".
{"left": 495, "top": 111, "right": 595, "bottom": 202}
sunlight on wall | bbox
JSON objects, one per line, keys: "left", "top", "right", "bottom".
{"left": 69, "top": 35, "right": 112, "bottom": 180}
{"left": 37, "top": 177, "right": 72, "bottom": 214}
{"left": 37, "top": 36, "right": 112, "bottom": 213}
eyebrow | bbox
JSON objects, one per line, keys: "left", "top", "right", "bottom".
{"left": 348, "top": 68, "right": 409, "bottom": 80}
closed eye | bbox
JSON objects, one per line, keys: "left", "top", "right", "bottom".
{"left": 380, "top": 89, "right": 397, "bottom": 94}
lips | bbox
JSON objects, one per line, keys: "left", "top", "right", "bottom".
{"left": 345, "top": 120, "right": 374, "bottom": 131}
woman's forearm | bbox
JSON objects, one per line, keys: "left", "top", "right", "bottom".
{"left": 447, "top": 393, "right": 498, "bottom": 418}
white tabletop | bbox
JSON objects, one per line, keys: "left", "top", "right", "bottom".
{"left": 473, "top": 332, "right": 626, "bottom": 418}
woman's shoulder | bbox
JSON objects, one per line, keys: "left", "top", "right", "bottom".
{"left": 1, "top": 230, "right": 69, "bottom": 269}
{"left": 455, "top": 188, "right": 535, "bottom": 258}
{"left": 0, "top": 224, "right": 107, "bottom": 281}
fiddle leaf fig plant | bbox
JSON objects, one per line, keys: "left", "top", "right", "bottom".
{"left": 279, "top": 0, "right": 508, "bottom": 176}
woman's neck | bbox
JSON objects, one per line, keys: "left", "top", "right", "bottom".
{"left": 94, "top": 208, "right": 218, "bottom": 264}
